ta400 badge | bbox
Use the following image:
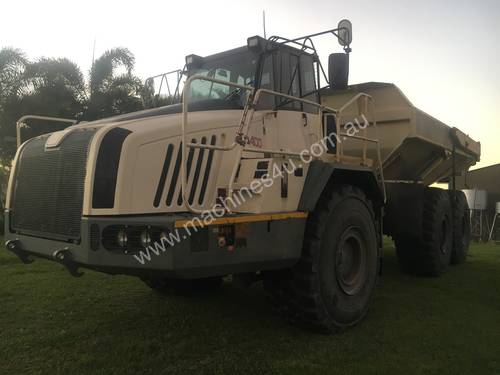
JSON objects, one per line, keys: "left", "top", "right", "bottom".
{"left": 248, "top": 136, "right": 263, "bottom": 148}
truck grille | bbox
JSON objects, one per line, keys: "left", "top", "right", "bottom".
{"left": 10, "top": 129, "right": 96, "bottom": 241}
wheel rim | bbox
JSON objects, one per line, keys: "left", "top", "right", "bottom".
{"left": 335, "top": 226, "right": 367, "bottom": 296}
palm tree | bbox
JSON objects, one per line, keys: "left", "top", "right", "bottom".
{"left": 0, "top": 48, "right": 26, "bottom": 220}
{"left": 84, "top": 48, "right": 144, "bottom": 120}
{"left": 18, "top": 57, "right": 87, "bottom": 118}
{"left": 0, "top": 48, "right": 27, "bottom": 164}
{"left": 4, "top": 57, "right": 88, "bottom": 148}
{"left": 0, "top": 47, "right": 145, "bottom": 164}
{"left": 0, "top": 47, "right": 27, "bottom": 108}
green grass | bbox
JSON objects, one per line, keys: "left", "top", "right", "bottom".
{"left": 0, "top": 238, "right": 499, "bottom": 375}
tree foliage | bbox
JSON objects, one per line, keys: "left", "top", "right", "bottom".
{"left": 85, "top": 48, "right": 144, "bottom": 120}
{"left": 0, "top": 47, "right": 27, "bottom": 104}
{"left": 0, "top": 47, "right": 146, "bottom": 165}
{"left": 0, "top": 48, "right": 27, "bottom": 162}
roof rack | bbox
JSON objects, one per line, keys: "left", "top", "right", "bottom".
{"left": 268, "top": 25, "right": 352, "bottom": 56}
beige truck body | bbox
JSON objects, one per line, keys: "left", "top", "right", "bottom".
{"left": 321, "top": 82, "right": 480, "bottom": 186}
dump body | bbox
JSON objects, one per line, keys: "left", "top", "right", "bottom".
{"left": 321, "top": 82, "right": 480, "bottom": 186}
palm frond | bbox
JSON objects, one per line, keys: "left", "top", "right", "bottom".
{"left": 0, "top": 47, "right": 27, "bottom": 104}
{"left": 20, "top": 57, "right": 87, "bottom": 103}
{"left": 0, "top": 47, "right": 27, "bottom": 76}
{"left": 90, "top": 48, "right": 135, "bottom": 94}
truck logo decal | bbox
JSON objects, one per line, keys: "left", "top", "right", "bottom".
{"left": 248, "top": 136, "right": 263, "bottom": 148}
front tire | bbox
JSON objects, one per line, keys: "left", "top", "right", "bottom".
{"left": 267, "top": 184, "right": 380, "bottom": 333}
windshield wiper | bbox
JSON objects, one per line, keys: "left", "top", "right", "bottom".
{"left": 223, "top": 87, "right": 244, "bottom": 101}
{"left": 223, "top": 79, "right": 253, "bottom": 102}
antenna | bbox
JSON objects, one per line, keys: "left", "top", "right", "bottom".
{"left": 262, "top": 10, "right": 267, "bottom": 39}
{"left": 91, "top": 37, "right": 96, "bottom": 67}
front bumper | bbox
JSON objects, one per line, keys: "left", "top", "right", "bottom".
{"left": 4, "top": 211, "right": 304, "bottom": 279}
{"left": 4, "top": 212, "right": 179, "bottom": 277}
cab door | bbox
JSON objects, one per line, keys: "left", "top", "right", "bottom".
{"left": 272, "top": 51, "right": 320, "bottom": 153}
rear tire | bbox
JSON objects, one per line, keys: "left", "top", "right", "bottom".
{"left": 266, "top": 184, "right": 380, "bottom": 333}
{"left": 394, "top": 188, "right": 452, "bottom": 276}
{"left": 449, "top": 190, "right": 470, "bottom": 264}
{"left": 142, "top": 276, "right": 223, "bottom": 296}
{"left": 420, "top": 188, "right": 453, "bottom": 275}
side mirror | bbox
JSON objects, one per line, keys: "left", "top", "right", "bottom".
{"left": 337, "top": 19, "right": 352, "bottom": 47}
{"left": 329, "top": 53, "right": 349, "bottom": 90}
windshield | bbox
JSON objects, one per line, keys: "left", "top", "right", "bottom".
{"left": 187, "top": 50, "right": 257, "bottom": 104}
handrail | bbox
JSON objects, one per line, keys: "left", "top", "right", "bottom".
{"left": 181, "top": 76, "right": 332, "bottom": 213}
{"left": 16, "top": 115, "right": 77, "bottom": 148}
{"left": 181, "top": 75, "right": 255, "bottom": 214}
{"left": 188, "top": 142, "right": 306, "bottom": 158}
{"left": 338, "top": 132, "right": 387, "bottom": 202}
{"left": 181, "top": 75, "right": 386, "bottom": 213}
{"left": 146, "top": 69, "right": 183, "bottom": 82}
{"left": 335, "top": 93, "right": 373, "bottom": 162}
{"left": 335, "top": 93, "right": 386, "bottom": 202}
{"left": 252, "top": 88, "right": 338, "bottom": 114}
{"left": 144, "top": 69, "right": 184, "bottom": 106}
{"left": 181, "top": 76, "right": 344, "bottom": 213}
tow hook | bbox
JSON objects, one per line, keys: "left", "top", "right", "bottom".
{"left": 52, "top": 248, "right": 84, "bottom": 278}
{"left": 5, "top": 239, "right": 33, "bottom": 264}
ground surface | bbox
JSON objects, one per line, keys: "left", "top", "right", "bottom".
{"left": 0, "top": 237, "right": 499, "bottom": 375}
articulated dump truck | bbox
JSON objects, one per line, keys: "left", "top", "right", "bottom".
{"left": 4, "top": 20, "right": 480, "bottom": 332}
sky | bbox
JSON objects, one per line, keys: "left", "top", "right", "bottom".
{"left": 1, "top": 0, "right": 499, "bottom": 168}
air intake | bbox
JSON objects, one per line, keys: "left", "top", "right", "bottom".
{"left": 154, "top": 135, "right": 217, "bottom": 208}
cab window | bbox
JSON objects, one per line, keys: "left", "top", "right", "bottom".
{"left": 258, "top": 50, "right": 318, "bottom": 113}
{"left": 300, "top": 54, "right": 318, "bottom": 113}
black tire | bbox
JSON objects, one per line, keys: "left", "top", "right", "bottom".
{"left": 142, "top": 276, "right": 223, "bottom": 296}
{"left": 395, "top": 188, "right": 453, "bottom": 276}
{"left": 419, "top": 188, "right": 453, "bottom": 276}
{"left": 449, "top": 190, "right": 471, "bottom": 264}
{"left": 266, "top": 184, "right": 380, "bottom": 333}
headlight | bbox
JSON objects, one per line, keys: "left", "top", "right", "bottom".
{"left": 140, "top": 229, "right": 152, "bottom": 248}
{"left": 117, "top": 229, "right": 128, "bottom": 248}
{"left": 102, "top": 225, "right": 168, "bottom": 253}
